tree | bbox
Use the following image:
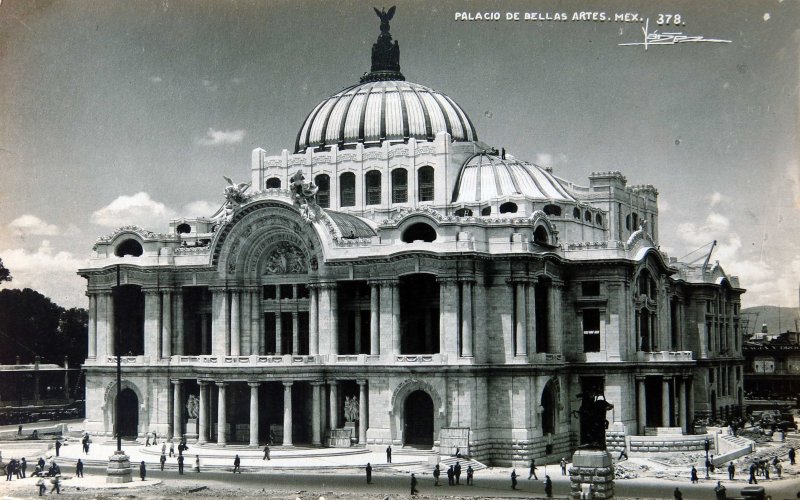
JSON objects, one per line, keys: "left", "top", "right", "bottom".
{"left": 0, "top": 257, "right": 11, "bottom": 283}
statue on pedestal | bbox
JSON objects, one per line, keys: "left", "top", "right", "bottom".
{"left": 344, "top": 396, "right": 360, "bottom": 423}
{"left": 572, "top": 387, "right": 614, "bottom": 450}
{"left": 186, "top": 394, "right": 199, "bottom": 419}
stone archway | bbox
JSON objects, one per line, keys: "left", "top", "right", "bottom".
{"left": 103, "top": 380, "right": 146, "bottom": 438}
{"left": 541, "top": 382, "right": 556, "bottom": 435}
{"left": 403, "top": 390, "right": 434, "bottom": 447}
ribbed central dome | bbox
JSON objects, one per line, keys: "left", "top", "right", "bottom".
{"left": 294, "top": 80, "right": 478, "bottom": 153}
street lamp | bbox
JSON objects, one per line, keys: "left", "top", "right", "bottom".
{"left": 107, "top": 264, "right": 132, "bottom": 483}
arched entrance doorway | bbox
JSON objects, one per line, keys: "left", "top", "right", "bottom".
{"left": 403, "top": 390, "right": 434, "bottom": 447}
{"left": 541, "top": 384, "right": 556, "bottom": 435}
{"left": 117, "top": 388, "right": 139, "bottom": 438}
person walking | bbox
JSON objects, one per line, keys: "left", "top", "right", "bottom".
{"left": 511, "top": 469, "right": 518, "bottom": 490}
{"left": 169, "top": 440, "right": 174, "bottom": 457}
{"left": 161, "top": 443, "right": 166, "bottom": 457}
{"left": 728, "top": 462, "right": 735, "bottom": 480}
{"left": 263, "top": 444, "right": 270, "bottom": 460}
{"left": 20, "top": 457, "right": 27, "bottom": 478}
{"left": 764, "top": 463, "right": 770, "bottom": 480}
{"left": 467, "top": 465, "right": 474, "bottom": 485}
{"left": 454, "top": 461, "right": 461, "bottom": 485}
{"left": 561, "top": 457, "right": 568, "bottom": 475}
{"left": 145, "top": 433, "right": 151, "bottom": 447}
{"left": 715, "top": 480, "right": 727, "bottom": 500}
{"left": 410, "top": 473, "right": 418, "bottom": 496}
{"left": 691, "top": 465, "right": 699, "bottom": 483}
{"left": 160, "top": 453, "right": 166, "bottom": 471}
{"left": 545, "top": 475, "right": 553, "bottom": 498}
{"left": 365, "top": 462, "right": 372, "bottom": 484}
{"left": 139, "top": 461, "right": 146, "bottom": 481}
{"left": 54, "top": 439, "right": 61, "bottom": 457}
{"left": 6, "top": 459, "right": 15, "bottom": 481}
{"left": 75, "top": 459, "right": 84, "bottom": 478}
{"left": 674, "top": 487, "right": 683, "bottom": 500}
{"left": 233, "top": 454, "right": 241, "bottom": 473}
{"left": 386, "top": 445, "right": 392, "bottom": 463}
{"left": 447, "top": 465, "right": 454, "bottom": 486}
{"left": 49, "top": 475, "right": 61, "bottom": 495}
{"left": 775, "top": 462, "right": 782, "bottom": 478}
{"left": 177, "top": 454, "right": 184, "bottom": 474}
{"left": 528, "top": 458, "right": 538, "bottom": 480}
{"left": 194, "top": 455, "right": 200, "bottom": 473}
{"left": 36, "top": 477, "right": 46, "bottom": 496}
{"left": 432, "top": 464, "right": 439, "bottom": 486}
{"left": 788, "top": 447, "right": 796, "bottom": 465}
{"left": 748, "top": 462, "right": 758, "bottom": 484}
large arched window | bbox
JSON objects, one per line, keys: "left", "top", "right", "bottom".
{"left": 418, "top": 166, "right": 434, "bottom": 202}
{"left": 315, "top": 174, "right": 330, "bottom": 208}
{"left": 402, "top": 222, "right": 437, "bottom": 243}
{"left": 499, "top": 202, "right": 518, "bottom": 214}
{"left": 115, "top": 239, "right": 143, "bottom": 257}
{"left": 340, "top": 172, "right": 355, "bottom": 207}
{"left": 366, "top": 170, "right": 381, "bottom": 205}
{"left": 543, "top": 204, "right": 562, "bottom": 216}
{"left": 266, "top": 177, "right": 281, "bottom": 189}
{"left": 573, "top": 207, "right": 581, "bottom": 219}
{"left": 392, "top": 169, "right": 408, "bottom": 203}
{"left": 533, "top": 226, "right": 549, "bottom": 245}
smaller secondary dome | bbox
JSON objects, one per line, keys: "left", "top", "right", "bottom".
{"left": 452, "top": 153, "right": 575, "bottom": 203}
{"left": 295, "top": 81, "right": 478, "bottom": 153}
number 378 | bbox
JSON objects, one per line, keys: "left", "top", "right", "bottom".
{"left": 656, "top": 13, "right": 682, "bottom": 25}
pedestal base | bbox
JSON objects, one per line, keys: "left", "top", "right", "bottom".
{"left": 185, "top": 418, "right": 199, "bottom": 443}
{"left": 569, "top": 449, "right": 614, "bottom": 499}
{"left": 106, "top": 450, "right": 132, "bottom": 483}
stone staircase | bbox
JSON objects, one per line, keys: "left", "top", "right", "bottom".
{"left": 391, "top": 449, "right": 487, "bottom": 476}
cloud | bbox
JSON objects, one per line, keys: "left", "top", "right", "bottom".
{"left": 196, "top": 128, "right": 246, "bottom": 146}
{"left": 149, "top": 76, "right": 163, "bottom": 83}
{"left": 181, "top": 200, "right": 221, "bottom": 217}
{"left": 9, "top": 214, "right": 60, "bottom": 236}
{"left": 202, "top": 79, "right": 219, "bottom": 92}
{"left": 90, "top": 192, "right": 175, "bottom": 229}
{"left": 0, "top": 241, "right": 87, "bottom": 309}
{"left": 709, "top": 191, "right": 728, "bottom": 207}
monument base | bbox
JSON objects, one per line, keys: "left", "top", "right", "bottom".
{"left": 569, "top": 449, "right": 614, "bottom": 499}
{"left": 106, "top": 450, "right": 132, "bottom": 483}
{"left": 185, "top": 418, "right": 198, "bottom": 443}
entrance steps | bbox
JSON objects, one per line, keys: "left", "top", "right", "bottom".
{"left": 391, "top": 447, "right": 487, "bottom": 475}
{"left": 139, "top": 443, "right": 371, "bottom": 460}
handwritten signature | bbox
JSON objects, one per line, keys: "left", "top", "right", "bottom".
{"left": 619, "top": 18, "right": 731, "bottom": 50}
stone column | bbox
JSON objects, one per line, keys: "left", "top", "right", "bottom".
{"left": 198, "top": 381, "right": 209, "bottom": 444}
{"left": 162, "top": 290, "right": 172, "bottom": 358}
{"left": 87, "top": 293, "right": 97, "bottom": 359}
{"left": 687, "top": 377, "right": 695, "bottom": 427}
{"left": 329, "top": 381, "right": 339, "bottom": 429}
{"left": 330, "top": 284, "right": 339, "bottom": 355}
{"left": 230, "top": 290, "right": 240, "bottom": 356}
{"left": 106, "top": 291, "right": 116, "bottom": 356}
{"left": 515, "top": 281, "right": 528, "bottom": 357}
{"left": 283, "top": 381, "right": 293, "bottom": 446}
{"left": 391, "top": 282, "right": 400, "bottom": 355}
{"left": 369, "top": 282, "right": 380, "bottom": 356}
{"left": 662, "top": 377, "right": 671, "bottom": 427}
{"left": 354, "top": 309, "right": 362, "bottom": 353}
{"left": 275, "top": 311, "right": 283, "bottom": 355}
{"left": 172, "top": 379, "right": 182, "bottom": 439}
{"left": 217, "top": 381, "right": 227, "bottom": 445}
{"left": 174, "top": 288, "right": 184, "bottom": 355}
{"left": 438, "top": 279, "right": 458, "bottom": 356}
{"left": 143, "top": 290, "right": 160, "bottom": 359}
{"left": 248, "top": 382, "right": 260, "bottom": 446}
{"left": 292, "top": 311, "right": 300, "bottom": 355}
{"left": 358, "top": 380, "right": 367, "bottom": 444}
{"left": 211, "top": 289, "right": 227, "bottom": 355}
{"left": 309, "top": 285, "right": 319, "bottom": 355}
{"left": 678, "top": 376, "right": 687, "bottom": 433}
{"left": 527, "top": 279, "right": 538, "bottom": 355}
{"left": 461, "top": 281, "right": 474, "bottom": 357}
{"left": 250, "top": 288, "right": 262, "bottom": 355}
{"left": 311, "top": 381, "right": 322, "bottom": 446}
{"left": 550, "top": 283, "right": 564, "bottom": 353}
{"left": 637, "top": 377, "right": 647, "bottom": 435}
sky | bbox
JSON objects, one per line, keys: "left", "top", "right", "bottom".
{"left": 0, "top": 0, "right": 798, "bottom": 310}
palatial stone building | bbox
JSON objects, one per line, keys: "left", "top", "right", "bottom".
{"left": 79, "top": 11, "right": 745, "bottom": 463}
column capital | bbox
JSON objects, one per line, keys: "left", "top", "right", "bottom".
{"left": 142, "top": 288, "right": 161, "bottom": 296}
{"left": 247, "top": 381, "right": 261, "bottom": 388}
{"left": 327, "top": 379, "right": 339, "bottom": 386}
{"left": 282, "top": 380, "right": 294, "bottom": 387}
{"left": 170, "top": 379, "right": 183, "bottom": 385}
{"left": 316, "top": 282, "right": 339, "bottom": 291}
{"left": 198, "top": 379, "right": 210, "bottom": 387}
{"left": 356, "top": 379, "right": 368, "bottom": 386}
{"left": 216, "top": 381, "right": 227, "bottom": 388}
{"left": 436, "top": 276, "right": 459, "bottom": 285}
{"left": 369, "top": 278, "right": 398, "bottom": 287}
{"left": 506, "top": 277, "right": 532, "bottom": 285}
{"left": 635, "top": 375, "right": 647, "bottom": 382}
{"left": 310, "top": 380, "right": 325, "bottom": 387}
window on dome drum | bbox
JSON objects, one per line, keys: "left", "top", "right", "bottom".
{"left": 454, "top": 208, "right": 472, "bottom": 217}
{"left": 315, "top": 174, "right": 330, "bottom": 208}
{"left": 499, "top": 202, "right": 518, "bottom": 214}
{"left": 366, "top": 170, "right": 382, "bottom": 205}
{"left": 402, "top": 222, "right": 437, "bottom": 242}
{"left": 595, "top": 213, "right": 603, "bottom": 226}
{"left": 176, "top": 223, "right": 191, "bottom": 234}
{"left": 582, "top": 281, "right": 600, "bottom": 296}
{"left": 543, "top": 204, "right": 561, "bottom": 216}
{"left": 573, "top": 207, "right": 581, "bottom": 219}
{"left": 418, "top": 166, "right": 434, "bottom": 202}
{"left": 582, "top": 309, "right": 601, "bottom": 352}
{"left": 340, "top": 172, "right": 356, "bottom": 207}
{"left": 584, "top": 210, "right": 592, "bottom": 222}
{"left": 391, "top": 168, "right": 408, "bottom": 203}
{"left": 481, "top": 207, "right": 491, "bottom": 216}
{"left": 533, "top": 226, "right": 549, "bottom": 245}
{"left": 115, "top": 239, "right": 143, "bottom": 257}
{"left": 266, "top": 177, "right": 281, "bottom": 189}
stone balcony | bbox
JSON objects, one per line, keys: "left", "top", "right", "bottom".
{"left": 636, "top": 350, "right": 693, "bottom": 362}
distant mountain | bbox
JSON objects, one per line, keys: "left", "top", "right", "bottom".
{"left": 740, "top": 305, "right": 800, "bottom": 336}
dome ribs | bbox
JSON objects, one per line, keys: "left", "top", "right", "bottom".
{"left": 431, "top": 92, "right": 455, "bottom": 138}
{"left": 379, "top": 85, "right": 387, "bottom": 141}
{"left": 318, "top": 89, "right": 351, "bottom": 149}
{"left": 409, "top": 86, "right": 433, "bottom": 141}
{"left": 396, "top": 83, "right": 411, "bottom": 141}
{"left": 443, "top": 94, "right": 477, "bottom": 141}
{"left": 357, "top": 85, "right": 373, "bottom": 143}
{"left": 337, "top": 89, "right": 359, "bottom": 147}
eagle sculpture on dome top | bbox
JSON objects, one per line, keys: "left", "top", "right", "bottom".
{"left": 374, "top": 6, "right": 395, "bottom": 33}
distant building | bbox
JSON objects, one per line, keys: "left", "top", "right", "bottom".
{"left": 77, "top": 10, "right": 745, "bottom": 463}
{"left": 743, "top": 328, "right": 800, "bottom": 405}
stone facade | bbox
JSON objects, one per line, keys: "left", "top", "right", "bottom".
{"left": 77, "top": 12, "right": 745, "bottom": 466}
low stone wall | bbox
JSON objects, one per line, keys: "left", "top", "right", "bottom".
{"left": 628, "top": 434, "right": 711, "bottom": 455}
{"left": 470, "top": 431, "right": 573, "bottom": 466}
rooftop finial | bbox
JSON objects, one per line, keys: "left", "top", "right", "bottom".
{"left": 361, "top": 6, "right": 405, "bottom": 83}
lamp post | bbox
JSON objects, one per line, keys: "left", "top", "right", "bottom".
{"left": 107, "top": 264, "right": 132, "bottom": 483}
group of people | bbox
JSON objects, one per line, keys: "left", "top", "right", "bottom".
{"left": 509, "top": 468, "right": 552, "bottom": 495}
